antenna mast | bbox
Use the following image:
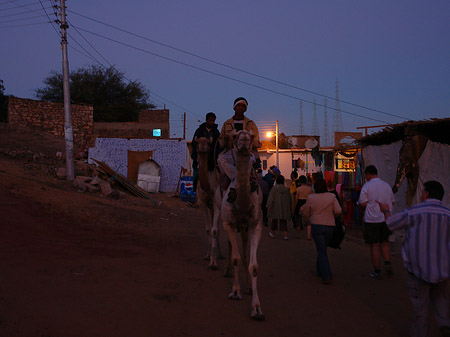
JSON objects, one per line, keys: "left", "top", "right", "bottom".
{"left": 299, "top": 101, "right": 304, "bottom": 135}
{"left": 323, "top": 98, "right": 330, "bottom": 146}
{"left": 312, "top": 97, "right": 319, "bottom": 136}
{"left": 333, "top": 79, "right": 343, "bottom": 135}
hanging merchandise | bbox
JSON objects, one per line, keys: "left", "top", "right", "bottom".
{"left": 311, "top": 145, "right": 322, "bottom": 166}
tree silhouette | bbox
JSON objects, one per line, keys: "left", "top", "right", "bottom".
{"left": 35, "top": 65, "right": 155, "bottom": 122}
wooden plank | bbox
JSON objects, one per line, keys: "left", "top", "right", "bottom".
{"left": 92, "top": 159, "right": 158, "bottom": 204}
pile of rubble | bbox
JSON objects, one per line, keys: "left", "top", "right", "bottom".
{"left": 72, "top": 174, "right": 124, "bottom": 199}
{"left": 0, "top": 145, "right": 124, "bottom": 199}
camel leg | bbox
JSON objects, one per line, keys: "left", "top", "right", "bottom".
{"left": 203, "top": 202, "right": 212, "bottom": 261}
{"left": 223, "top": 221, "right": 242, "bottom": 300}
{"left": 216, "top": 224, "right": 225, "bottom": 259}
{"left": 223, "top": 240, "right": 233, "bottom": 278}
{"left": 208, "top": 205, "right": 218, "bottom": 270}
{"left": 240, "top": 228, "right": 252, "bottom": 295}
{"left": 248, "top": 221, "right": 264, "bottom": 320}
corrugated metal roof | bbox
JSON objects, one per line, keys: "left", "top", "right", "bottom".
{"left": 359, "top": 118, "right": 450, "bottom": 146}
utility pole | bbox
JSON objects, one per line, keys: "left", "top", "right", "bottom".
{"left": 275, "top": 120, "right": 279, "bottom": 168}
{"left": 183, "top": 112, "right": 186, "bottom": 139}
{"left": 59, "top": 0, "right": 74, "bottom": 180}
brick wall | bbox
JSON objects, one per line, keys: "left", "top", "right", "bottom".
{"left": 139, "top": 109, "right": 169, "bottom": 124}
{"left": 94, "top": 122, "right": 170, "bottom": 139}
{"left": 8, "top": 96, "right": 94, "bottom": 149}
{"left": 7, "top": 97, "right": 176, "bottom": 150}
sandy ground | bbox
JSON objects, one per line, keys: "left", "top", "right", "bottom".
{"left": 0, "top": 124, "right": 440, "bottom": 336}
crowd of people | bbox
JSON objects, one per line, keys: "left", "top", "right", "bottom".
{"left": 191, "top": 97, "right": 449, "bottom": 337}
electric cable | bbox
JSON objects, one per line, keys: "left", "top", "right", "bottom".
{"left": 67, "top": 20, "right": 112, "bottom": 67}
{"left": 71, "top": 25, "right": 390, "bottom": 124}
{"left": 0, "top": 20, "right": 46, "bottom": 27}
{"left": 68, "top": 44, "right": 100, "bottom": 64}
{"left": 0, "top": 4, "right": 52, "bottom": 18}
{"left": 0, "top": 14, "right": 47, "bottom": 23}
{"left": 68, "top": 9, "right": 407, "bottom": 121}
{"left": 0, "top": 1, "right": 42, "bottom": 12}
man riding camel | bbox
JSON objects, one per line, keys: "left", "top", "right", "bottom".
{"left": 218, "top": 97, "right": 261, "bottom": 203}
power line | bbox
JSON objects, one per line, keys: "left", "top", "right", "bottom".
{"left": 67, "top": 32, "right": 106, "bottom": 66}
{"left": 68, "top": 19, "right": 112, "bottom": 67}
{"left": 68, "top": 44, "right": 100, "bottom": 63}
{"left": 55, "top": 12, "right": 198, "bottom": 122}
{"left": 37, "top": 0, "right": 52, "bottom": 21}
{"left": 0, "top": 20, "right": 46, "bottom": 27}
{"left": 67, "top": 10, "right": 407, "bottom": 121}
{"left": 0, "top": 0, "right": 20, "bottom": 5}
{"left": 0, "top": 0, "right": 43, "bottom": 7}
{"left": 150, "top": 91, "right": 202, "bottom": 119}
{"left": 72, "top": 25, "right": 389, "bottom": 124}
{"left": 0, "top": 1, "right": 42, "bottom": 12}
{"left": 0, "top": 4, "right": 52, "bottom": 18}
{"left": 0, "top": 14, "right": 46, "bottom": 23}
{"left": 55, "top": 15, "right": 198, "bottom": 124}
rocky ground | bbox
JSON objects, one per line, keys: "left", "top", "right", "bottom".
{"left": 0, "top": 124, "right": 440, "bottom": 336}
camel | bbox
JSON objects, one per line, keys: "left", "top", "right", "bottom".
{"left": 215, "top": 130, "right": 264, "bottom": 320}
{"left": 392, "top": 131, "right": 428, "bottom": 206}
{"left": 194, "top": 136, "right": 222, "bottom": 269}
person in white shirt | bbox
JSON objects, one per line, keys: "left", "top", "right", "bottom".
{"left": 358, "top": 165, "right": 395, "bottom": 279}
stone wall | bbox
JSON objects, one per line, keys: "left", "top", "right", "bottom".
{"left": 7, "top": 97, "right": 176, "bottom": 150}
{"left": 139, "top": 109, "right": 169, "bottom": 124}
{"left": 8, "top": 96, "right": 94, "bottom": 149}
{"left": 94, "top": 121, "right": 170, "bottom": 139}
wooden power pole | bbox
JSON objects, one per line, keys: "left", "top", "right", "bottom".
{"left": 59, "top": 0, "right": 74, "bottom": 180}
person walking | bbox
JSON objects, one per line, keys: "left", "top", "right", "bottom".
{"left": 294, "top": 175, "right": 312, "bottom": 239}
{"left": 257, "top": 169, "right": 270, "bottom": 227}
{"left": 289, "top": 171, "right": 299, "bottom": 227}
{"left": 378, "top": 181, "right": 450, "bottom": 337}
{"left": 267, "top": 175, "right": 291, "bottom": 240}
{"left": 264, "top": 167, "right": 276, "bottom": 191}
{"left": 301, "top": 178, "right": 341, "bottom": 284}
{"left": 357, "top": 165, "right": 395, "bottom": 279}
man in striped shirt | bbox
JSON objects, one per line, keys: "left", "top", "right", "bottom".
{"left": 378, "top": 180, "right": 450, "bottom": 337}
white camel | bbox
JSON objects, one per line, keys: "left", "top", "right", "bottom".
{"left": 215, "top": 130, "right": 264, "bottom": 320}
{"left": 195, "top": 136, "right": 222, "bottom": 269}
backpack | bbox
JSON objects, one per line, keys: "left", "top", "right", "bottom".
{"left": 328, "top": 218, "right": 345, "bottom": 249}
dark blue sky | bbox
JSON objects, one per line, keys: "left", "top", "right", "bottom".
{"left": 1, "top": 0, "right": 449, "bottom": 143}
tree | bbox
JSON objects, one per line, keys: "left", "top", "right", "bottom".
{"left": 0, "top": 80, "right": 8, "bottom": 122}
{"left": 268, "top": 132, "right": 290, "bottom": 149}
{"left": 35, "top": 65, "right": 155, "bottom": 122}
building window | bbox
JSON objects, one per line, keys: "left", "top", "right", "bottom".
{"left": 262, "top": 159, "right": 267, "bottom": 170}
{"left": 153, "top": 129, "right": 161, "bottom": 137}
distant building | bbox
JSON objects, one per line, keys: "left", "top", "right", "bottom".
{"left": 94, "top": 109, "right": 172, "bottom": 139}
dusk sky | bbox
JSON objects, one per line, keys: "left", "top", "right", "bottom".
{"left": 1, "top": 0, "right": 449, "bottom": 143}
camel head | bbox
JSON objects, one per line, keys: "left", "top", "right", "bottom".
{"left": 232, "top": 130, "right": 254, "bottom": 155}
{"left": 195, "top": 136, "right": 212, "bottom": 153}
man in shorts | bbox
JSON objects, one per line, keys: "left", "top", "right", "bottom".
{"left": 358, "top": 165, "right": 395, "bottom": 279}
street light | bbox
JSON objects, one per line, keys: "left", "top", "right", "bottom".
{"left": 266, "top": 121, "right": 280, "bottom": 169}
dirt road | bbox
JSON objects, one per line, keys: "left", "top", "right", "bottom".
{"left": 0, "top": 125, "right": 438, "bottom": 336}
